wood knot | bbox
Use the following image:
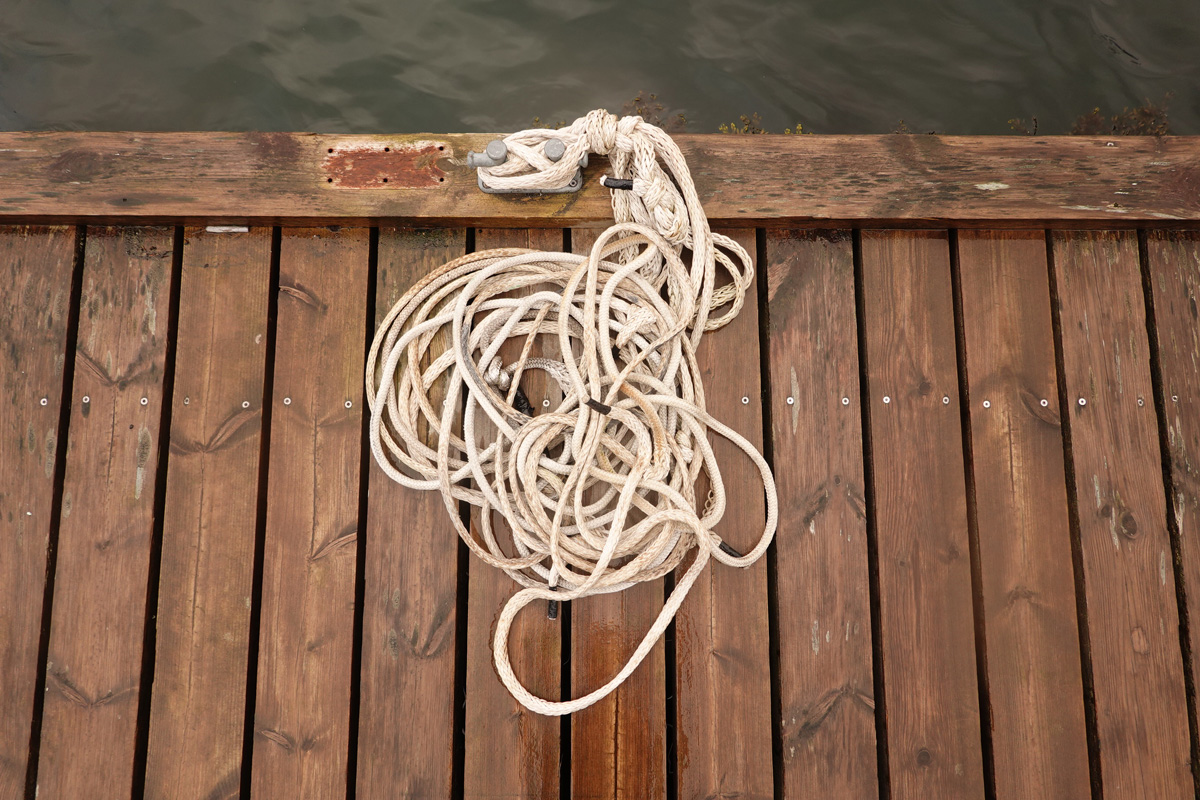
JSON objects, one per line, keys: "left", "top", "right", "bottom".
{"left": 916, "top": 747, "right": 933, "bottom": 767}
{"left": 1131, "top": 626, "right": 1150, "bottom": 655}
{"left": 917, "top": 379, "right": 933, "bottom": 397}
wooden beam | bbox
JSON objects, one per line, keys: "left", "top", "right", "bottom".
{"left": 859, "top": 230, "right": 985, "bottom": 798}
{"left": 36, "top": 226, "right": 175, "bottom": 798}
{"left": 250, "top": 227, "right": 369, "bottom": 797}
{"left": 144, "top": 227, "right": 272, "bottom": 799}
{"left": 0, "top": 133, "right": 1197, "bottom": 226}
{"left": 957, "top": 231, "right": 1090, "bottom": 798}
{"left": 0, "top": 226, "right": 77, "bottom": 798}
{"left": 355, "top": 227, "right": 465, "bottom": 799}
{"left": 766, "top": 229, "right": 879, "bottom": 798}
{"left": 1052, "top": 230, "right": 1193, "bottom": 797}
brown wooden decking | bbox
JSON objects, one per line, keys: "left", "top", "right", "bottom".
{"left": 2, "top": 135, "right": 1200, "bottom": 800}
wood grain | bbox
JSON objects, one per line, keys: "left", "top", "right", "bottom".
{"left": 250, "top": 228, "right": 368, "bottom": 797}
{"left": 0, "top": 133, "right": 1197, "bottom": 226}
{"left": 1052, "top": 230, "right": 1193, "bottom": 797}
{"left": 675, "top": 229, "right": 774, "bottom": 800}
{"left": 144, "top": 226, "right": 272, "bottom": 800}
{"left": 956, "top": 230, "right": 1090, "bottom": 798}
{"left": 1145, "top": 230, "right": 1200, "bottom": 768}
{"left": 463, "top": 228, "right": 562, "bottom": 800}
{"left": 0, "top": 226, "right": 77, "bottom": 797}
{"left": 765, "top": 229, "right": 878, "bottom": 798}
{"left": 355, "top": 227, "right": 465, "bottom": 799}
{"left": 568, "top": 227, "right": 667, "bottom": 800}
{"left": 859, "top": 230, "right": 984, "bottom": 798}
{"left": 35, "top": 226, "right": 175, "bottom": 799}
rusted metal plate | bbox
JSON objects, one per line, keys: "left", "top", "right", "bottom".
{"left": 322, "top": 140, "right": 448, "bottom": 188}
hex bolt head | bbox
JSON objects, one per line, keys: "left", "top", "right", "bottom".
{"left": 544, "top": 138, "right": 566, "bottom": 162}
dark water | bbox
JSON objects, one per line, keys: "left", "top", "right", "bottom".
{"left": 1, "top": 0, "right": 1196, "bottom": 135}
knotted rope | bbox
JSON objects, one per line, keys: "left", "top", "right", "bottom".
{"left": 367, "top": 110, "right": 777, "bottom": 716}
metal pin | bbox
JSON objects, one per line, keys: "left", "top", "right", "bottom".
{"left": 345, "top": 400, "right": 353, "bottom": 409}
{"left": 741, "top": 396, "right": 749, "bottom": 405}
{"left": 39, "top": 397, "right": 47, "bottom": 406}
{"left": 786, "top": 396, "right": 794, "bottom": 405}
{"left": 1078, "top": 398, "right": 1087, "bottom": 406}
{"left": 1138, "top": 397, "right": 1145, "bottom": 407}
{"left": 982, "top": 400, "right": 991, "bottom": 409}
{"left": 1172, "top": 395, "right": 1179, "bottom": 402}
{"left": 1040, "top": 399, "right": 1049, "bottom": 407}
{"left": 841, "top": 397, "right": 850, "bottom": 406}
{"left": 184, "top": 397, "right": 190, "bottom": 405}
{"left": 242, "top": 401, "right": 250, "bottom": 409}
{"left": 942, "top": 396, "right": 950, "bottom": 405}
{"left": 284, "top": 397, "right": 292, "bottom": 405}
{"left": 544, "top": 138, "right": 566, "bottom": 162}
{"left": 82, "top": 396, "right": 90, "bottom": 404}
{"left": 882, "top": 396, "right": 891, "bottom": 404}
{"left": 140, "top": 397, "right": 148, "bottom": 406}
{"left": 542, "top": 399, "right": 550, "bottom": 408}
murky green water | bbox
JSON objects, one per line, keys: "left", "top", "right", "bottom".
{"left": 1, "top": 0, "right": 1196, "bottom": 134}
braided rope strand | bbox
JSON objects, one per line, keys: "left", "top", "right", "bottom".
{"left": 367, "top": 111, "right": 777, "bottom": 716}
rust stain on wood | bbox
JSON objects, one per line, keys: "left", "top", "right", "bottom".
{"left": 322, "top": 141, "right": 447, "bottom": 188}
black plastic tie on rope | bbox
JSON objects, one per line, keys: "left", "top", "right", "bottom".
{"left": 547, "top": 586, "right": 559, "bottom": 620}
{"left": 600, "top": 175, "right": 634, "bottom": 190}
{"left": 719, "top": 541, "right": 743, "bottom": 558}
{"left": 513, "top": 385, "right": 534, "bottom": 416}
{"left": 585, "top": 397, "right": 612, "bottom": 415}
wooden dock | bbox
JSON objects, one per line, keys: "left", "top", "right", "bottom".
{"left": 1, "top": 132, "right": 1199, "bottom": 799}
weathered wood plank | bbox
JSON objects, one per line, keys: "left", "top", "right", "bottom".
{"left": 144, "top": 227, "right": 272, "bottom": 799}
{"left": 859, "top": 229, "right": 984, "bottom": 798}
{"left": 765, "top": 229, "right": 878, "bottom": 798}
{"left": 956, "top": 230, "right": 1090, "bottom": 799}
{"left": 0, "top": 133, "right": 1197, "bottom": 226}
{"left": 1145, "top": 230, "right": 1200, "bottom": 768}
{"left": 568, "top": 227, "right": 667, "bottom": 800}
{"left": 356, "top": 227, "right": 465, "bottom": 799}
{"left": 1053, "top": 229, "right": 1193, "bottom": 797}
{"left": 463, "top": 228, "right": 562, "bottom": 800}
{"left": 250, "top": 228, "right": 369, "bottom": 797}
{"left": 0, "top": 226, "right": 77, "bottom": 798}
{"left": 676, "top": 229, "right": 774, "bottom": 800}
{"left": 35, "top": 226, "right": 175, "bottom": 799}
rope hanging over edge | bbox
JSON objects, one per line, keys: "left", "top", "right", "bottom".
{"left": 366, "top": 110, "right": 778, "bottom": 716}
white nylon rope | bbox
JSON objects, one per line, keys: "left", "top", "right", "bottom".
{"left": 366, "top": 110, "right": 777, "bottom": 716}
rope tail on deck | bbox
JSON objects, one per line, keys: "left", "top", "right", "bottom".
{"left": 366, "top": 110, "right": 778, "bottom": 716}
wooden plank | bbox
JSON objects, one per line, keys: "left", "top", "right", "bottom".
{"left": 0, "top": 133, "right": 1197, "bottom": 226}
{"left": 35, "top": 226, "right": 175, "bottom": 799}
{"left": 859, "top": 230, "right": 984, "bottom": 798}
{"left": 0, "top": 226, "right": 77, "bottom": 798}
{"left": 250, "top": 228, "right": 369, "bottom": 797}
{"left": 144, "top": 226, "right": 272, "bottom": 799}
{"left": 1145, "top": 230, "right": 1200, "bottom": 763}
{"left": 675, "top": 228, "right": 773, "bottom": 800}
{"left": 356, "top": 227, "right": 465, "bottom": 799}
{"left": 956, "top": 230, "right": 1090, "bottom": 798}
{"left": 568, "top": 227, "right": 666, "bottom": 800}
{"left": 463, "top": 228, "right": 562, "bottom": 800}
{"left": 1053, "top": 230, "right": 1193, "bottom": 797}
{"left": 765, "top": 230, "right": 878, "bottom": 797}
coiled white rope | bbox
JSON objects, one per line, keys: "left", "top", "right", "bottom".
{"left": 366, "top": 110, "right": 777, "bottom": 716}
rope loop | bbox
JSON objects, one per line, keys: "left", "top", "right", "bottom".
{"left": 369, "top": 111, "right": 777, "bottom": 715}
